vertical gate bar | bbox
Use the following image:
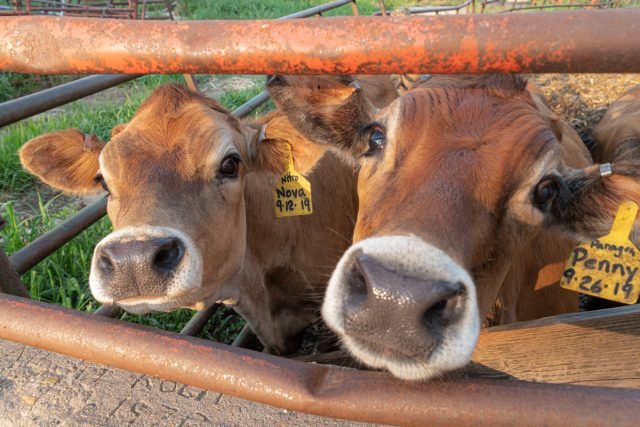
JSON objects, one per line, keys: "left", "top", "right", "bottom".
{"left": 231, "top": 323, "right": 256, "bottom": 348}
{"left": 0, "top": 246, "right": 29, "bottom": 298}
{"left": 182, "top": 74, "right": 200, "bottom": 92}
{"left": 350, "top": 0, "right": 359, "bottom": 16}
{"left": 179, "top": 303, "right": 221, "bottom": 336}
{"left": 378, "top": 0, "right": 387, "bottom": 15}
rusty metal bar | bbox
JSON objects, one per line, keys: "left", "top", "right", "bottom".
{"left": 179, "top": 303, "right": 220, "bottom": 336}
{"left": 0, "top": 74, "right": 140, "bottom": 128}
{"left": 0, "top": 294, "right": 638, "bottom": 426}
{"left": 2, "top": 10, "right": 640, "bottom": 74}
{"left": 278, "top": 0, "right": 354, "bottom": 19}
{"left": 0, "top": 247, "right": 29, "bottom": 298}
{"left": 9, "top": 198, "right": 108, "bottom": 275}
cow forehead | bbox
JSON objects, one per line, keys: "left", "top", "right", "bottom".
{"left": 359, "top": 88, "right": 558, "bottom": 223}
{"left": 100, "top": 102, "right": 244, "bottom": 183}
{"left": 382, "top": 88, "right": 556, "bottom": 171}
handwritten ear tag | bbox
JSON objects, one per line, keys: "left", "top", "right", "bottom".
{"left": 273, "top": 146, "right": 313, "bottom": 218}
{"left": 560, "top": 201, "right": 640, "bottom": 304}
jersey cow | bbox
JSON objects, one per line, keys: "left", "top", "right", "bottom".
{"left": 592, "top": 85, "right": 640, "bottom": 163}
{"left": 20, "top": 78, "right": 397, "bottom": 354}
{"left": 267, "top": 74, "right": 640, "bottom": 379}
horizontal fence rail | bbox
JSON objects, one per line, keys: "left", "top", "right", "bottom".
{"left": 1, "top": 293, "right": 639, "bottom": 427}
{"left": 1, "top": 10, "right": 640, "bottom": 74}
{"left": 0, "top": 74, "right": 141, "bottom": 128}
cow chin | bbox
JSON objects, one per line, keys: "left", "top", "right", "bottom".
{"left": 322, "top": 235, "right": 480, "bottom": 381}
{"left": 89, "top": 225, "right": 204, "bottom": 311}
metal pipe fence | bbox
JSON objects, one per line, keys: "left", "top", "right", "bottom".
{"left": 1, "top": 1, "right": 639, "bottom": 423}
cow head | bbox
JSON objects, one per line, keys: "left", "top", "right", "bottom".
{"left": 268, "top": 74, "right": 640, "bottom": 380}
{"left": 20, "top": 84, "right": 321, "bottom": 314}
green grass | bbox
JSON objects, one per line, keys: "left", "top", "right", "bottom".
{"left": 2, "top": 200, "right": 111, "bottom": 312}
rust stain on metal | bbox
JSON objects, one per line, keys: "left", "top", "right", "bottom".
{"left": 0, "top": 10, "right": 639, "bottom": 74}
{"left": 0, "top": 294, "right": 639, "bottom": 426}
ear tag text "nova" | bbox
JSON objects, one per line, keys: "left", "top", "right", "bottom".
{"left": 560, "top": 201, "right": 640, "bottom": 304}
{"left": 274, "top": 146, "right": 313, "bottom": 218}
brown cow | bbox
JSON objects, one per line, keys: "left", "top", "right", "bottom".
{"left": 19, "top": 77, "right": 397, "bottom": 354}
{"left": 268, "top": 74, "right": 640, "bottom": 379}
{"left": 592, "top": 85, "right": 640, "bottom": 163}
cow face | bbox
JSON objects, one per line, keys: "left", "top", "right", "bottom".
{"left": 19, "top": 84, "right": 312, "bottom": 314}
{"left": 268, "top": 75, "right": 640, "bottom": 380}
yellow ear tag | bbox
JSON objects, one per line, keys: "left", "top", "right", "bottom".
{"left": 560, "top": 201, "right": 640, "bottom": 304}
{"left": 273, "top": 146, "right": 313, "bottom": 218}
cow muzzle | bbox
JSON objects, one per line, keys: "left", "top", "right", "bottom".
{"left": 322, "top": 235, "right": 480, "bottom": 380}
{"left": 89, "top": 226, "right": 203, "bottom": 313}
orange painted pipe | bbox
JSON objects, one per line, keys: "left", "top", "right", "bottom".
{"left": 0, "top": 10, "right": 639, "bottom": 75}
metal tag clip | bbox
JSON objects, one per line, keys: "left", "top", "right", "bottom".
{"left": 599, "top": 163, "right": 613, "bottom": 178}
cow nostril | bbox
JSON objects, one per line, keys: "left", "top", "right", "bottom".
{"left": 153, "top": 238, "right": 185, "bottom": 273}
{"left": 344, "top": 263, "right": 369, "bottom": 310}
{"left": 98, "top": 254, "right": 114, "bottom": 274}
{"left": 423, "top": 299, "right": 449, "bottom": 333}
{"left": 422, "top": 283, "right": 464, "bottom": 331}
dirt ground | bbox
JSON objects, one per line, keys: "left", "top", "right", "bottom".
{"left": 0, "top": 339, "right": 379, "bottom": 426}
{"left": 532, "top": 73, "right": 640, "bottom": 136}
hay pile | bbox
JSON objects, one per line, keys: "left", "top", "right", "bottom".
{"left": 532, "top": 73, "right": 640, "bottom": 136}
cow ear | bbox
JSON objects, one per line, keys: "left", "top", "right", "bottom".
{"left": 266, "top": 75, "right": 376, "bottom": 155}
{"left": 248, "top": 114, "right": 333, "bottom": 176}
{"left": 554, "top": 161, "right": 640, "bottom": 240}
{"left": 19, "top": 129, "right": 106, "bottom": 195}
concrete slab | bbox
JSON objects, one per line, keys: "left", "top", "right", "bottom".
{"left": 0, "top": 339, "right": 377, "bottom": 426}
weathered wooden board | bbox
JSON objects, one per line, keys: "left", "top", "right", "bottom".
{"left": 468, "top": 305, "right": 640, "bottom": 388}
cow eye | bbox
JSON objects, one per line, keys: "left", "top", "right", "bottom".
{"left": 95, "top": 174, "right": 110, "bottom": 194}
{"left": 533, "top": 177, "right": 559, "bottom": 207}
{"left": 219, "top": 154, "right": 240, "bottom": 178}
{"left": 366, "top": 127, "right": 386, "bottom": 156}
